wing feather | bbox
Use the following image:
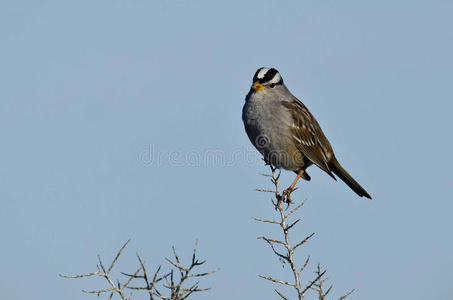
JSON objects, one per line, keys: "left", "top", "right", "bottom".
{"left": 281, "top": 99, "right": 336, "bottom": 179}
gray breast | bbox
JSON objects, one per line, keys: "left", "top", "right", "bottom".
{"left": 242, "top": 92, "right": 306, "bottom": 172}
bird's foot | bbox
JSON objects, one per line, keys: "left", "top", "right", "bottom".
{"left": 281, "top": 188, "right": 295, "bottom": 205}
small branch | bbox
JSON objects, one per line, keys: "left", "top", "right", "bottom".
{"left": 292, "top": 232, "right": 315, "bottom": 251}
{"left": 299, "top": 256, "right": 310, "bottom": 274}
{"left": 59, "top": 271, "right": 98, "bottom": 279}
{"left": 258, "top": 236, "right": 285, "bottom": 246}
{"left": 253, "top": 217, "right": 280, "bottom": 225}
{"left": 255, "top": 188, "right": 277, "bottom": 193}
{"left": 285, "top": 219, "right": 300, "bottom": 231}
{"left": 302, "top": 269, "right": 326, "bottom": 295}
{"left": 255, "top": 166, "right": 354, "bottom": 299}
{"left": 109, "top": 240, "right": 131, "bottom": 273}
{"left": 82, "top": 288, "right": 115, "bottom": 294}
{"left": 259, "top": 275, "right": 296, "bottom": 287}
{"left": 255, "top": 167, "right": 316, "bottom": 299}
{"left": 285, "top": 200, "right": 306, "bottom": 218}
{"left": 61, "top": 240, "right": 217, "bottom": 300}
{"left": 339, "top": 289, "right": 355, "bottom": 300}
{"left": 310, "top": 264, "right": 355, "bottom": 300}
{"left": 259, "top": 236, "right": 288, "bottom": 261}
{"left": 275, "top": 289, "right": 289, "bottom": 300}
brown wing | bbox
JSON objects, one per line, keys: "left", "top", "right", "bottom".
{"left": 281, "top": 98, "right": 336, "bottom": 179}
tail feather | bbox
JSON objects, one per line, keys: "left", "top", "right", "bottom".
{"left": 328, "top": 158, "right": 371, "bottom": 199}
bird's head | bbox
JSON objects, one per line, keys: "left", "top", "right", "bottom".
{"left": 251, "top": 67, "right": 284, "bottom": 92}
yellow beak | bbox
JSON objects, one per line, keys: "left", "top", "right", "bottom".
{"left": 252, "top": 81, "right": 264, "bottom": 91}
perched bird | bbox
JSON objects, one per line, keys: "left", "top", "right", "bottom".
{"left": 242, "top": 67, "right": 371, "bottom": 199}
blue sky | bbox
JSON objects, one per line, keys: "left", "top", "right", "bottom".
{"left": 1, "top": 1, "right": 452, "bottom": 299}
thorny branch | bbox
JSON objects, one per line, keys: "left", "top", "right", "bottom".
{"left": 311, "top": 264, "right": 355, "bottom": 300}
{"left": 254, "top": 165, "right": 354, "bottom": 300}
{"left": 60, "top": 240, "right": 218, "bottom": 300}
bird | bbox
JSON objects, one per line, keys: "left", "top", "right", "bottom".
{"left": 242, "top": 67, "right": 371, "bottom": 200}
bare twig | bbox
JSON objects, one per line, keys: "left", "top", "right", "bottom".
{"left": 61, "top": 240, "right": 218, "bottom": 300}
{"left": 255, "top": 167, "right": 318, "bottom": 299}
{"left": 259, "top": 275, "right": 296, "bottom": 287}
{"left": 60, "top": 240, "right": 131, "bottom": 300}
{"left": 275, "top": 288, "right": 290, "bottom": 300}
{"left": 255, "top": 166, "right": 355, "bottom": 299}
{"left": 109, "top": 240, "right": 131, "bottom": 273}
{"left": 310, "top": 264, "right": 356, "bottom": 300}
{"left": 339, "top": 289, "right": 355, "bottom": 300}
{"left": 302, "top": 268, "right": 326, "bottom": 295}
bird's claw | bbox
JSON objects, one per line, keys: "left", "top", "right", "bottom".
{"left": 281, "top": 188, "right": 294, "bottom": 205}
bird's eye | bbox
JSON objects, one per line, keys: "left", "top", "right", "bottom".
{"left": 270, "top": 83, "right": 276, "bottom": 88}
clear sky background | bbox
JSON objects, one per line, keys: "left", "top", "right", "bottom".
{"left": 1, "top": 1, "right": 452, "bottom": 299}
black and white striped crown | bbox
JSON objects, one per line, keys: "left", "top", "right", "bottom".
{"left": 252, "top": 67, "right": 283, "bottom": 85}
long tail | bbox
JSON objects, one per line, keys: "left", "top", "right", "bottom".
{"left": 328, "top": 158, "right": 372, "bottom": 199}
